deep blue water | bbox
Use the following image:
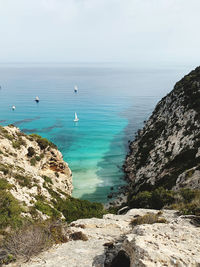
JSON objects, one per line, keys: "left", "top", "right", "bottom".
{"left": 0, "top": 64, "right": 191, "bottom": 202}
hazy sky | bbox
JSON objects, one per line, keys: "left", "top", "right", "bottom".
{"left": 0, "top": 0, "right": 200, "bottom": 65}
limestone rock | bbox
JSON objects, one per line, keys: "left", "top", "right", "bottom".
{"left": 124, "top": 66, "right": 200, "bottom": 193}
{"left": 16, "top": 209, "right": 200, "bottom": 267}
{"left": 0, "top": 125, "right": 72, "bottom": 219}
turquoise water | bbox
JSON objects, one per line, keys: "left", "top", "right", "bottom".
{"left": 0, "top": 64, "right": 189, "bottom": 202}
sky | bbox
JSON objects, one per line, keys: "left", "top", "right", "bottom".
{"left": 0, "top": 0, "right": 200, "bottom": 65}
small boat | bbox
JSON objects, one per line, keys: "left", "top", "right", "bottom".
{"left": 12, "top": 105, "right": 16, "bottom": 110}
{"left": 74, "top": 112, "right": 79, "bottom": 122}
{"left": 35, "top": 96, "right": 39, "bottom": 103}
{"left": 74, "top": 85, "right": 78, "bottom": 93}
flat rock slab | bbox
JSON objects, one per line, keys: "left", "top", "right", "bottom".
{"left": 21, "top": 240, "right": 105, "bottom": 267}
{"left": 8, "top": 209, "right": 200, "bottom": 267}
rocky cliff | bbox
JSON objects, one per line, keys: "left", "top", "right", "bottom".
{"left": 125, "top": 66, "right": 200, "bottom": 194}
{"left": 0, "top": 125, "right": 73, "bottom": 220}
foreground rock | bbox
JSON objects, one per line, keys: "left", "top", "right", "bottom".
{"left": 125, "top": 67, "right": 200, "bottom": 193}
{"left": 11, "top": 209, "right": 200, "bottom": 267}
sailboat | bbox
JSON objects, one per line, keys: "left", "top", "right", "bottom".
{"left": 12, "top": 105, "right": 16, "bottom": 110}
{"left": 74, "top": 112, "right": 79, "bottom": 122}
{"left": 35, "top": 96, "right": 39, "bottom": 103}
{"left": 74, "top": 85, "right": 78, "bottom": 93}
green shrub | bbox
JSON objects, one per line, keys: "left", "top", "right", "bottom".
{"left": 35, "top": 194, "right": 46, "bottom": 202}
{"left": 14, "top": 174, "right": 32, "bottom": 188}
{"left": 35, "top": 155, "right": 41, "bottom": 161}
{"left": 0, "top": 126, "right": 8, "bottom": 134}
{"left": 3, "top": 133, "right": 13, "bottom": 141}
{"left": 151, "top": 187, "right": 175, "bottom": 209}
{"left": 30, "top": 158, "right": 36, "bottom": 166}
{"left": 179, "top": 201, "right": 200, "bottom": 216}
{"left": 129, "top": 191, "right": 152, "bottom": 208}
{"left": 29, "top": 134, "right": 57, "bottom": 150}
{"left": 0, "top": 191, "right": 23, "bottom": 229}
{"left": 180, "top": 188, "right": 196, "bottom": 203}
{"left": 0, "top": 178, "right": 12, "bottom": 190}
{"left": 34, "top": 201, "right": 61, "bottom": 219}
{"left": 42, "top": 185, "right": 106, "bottom": 223}
{"left": 129, "top": 187, "right": 200, "bottom": 216}
{"left": 12, "top": 137, "right": 26, "bottom": 149}
{"left": 54, "top": 197, "right": 105, "bottom": 223}
{"left": 0, "top": 164, "right": 9, "bottom": 175}
{"left": 43, "top": 176, "right": 53, "bottom": 184}
{"left": 27, "top": 147, "right": 35, "bottom": 157}
{"left": 170, "top": 189, "right": 200, "bottom": 216}
{"left": 129, "top": 187, "right": 175, "bottom": 209}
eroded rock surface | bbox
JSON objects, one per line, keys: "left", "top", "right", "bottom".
{"left": 125, "top": 67, "right": 200, "bottom": 193}
{"left": 15, "top": 209, "right": 200, "bottom": 267}
{"left": 0, "top": 125, "right": 72, "bottom": 219}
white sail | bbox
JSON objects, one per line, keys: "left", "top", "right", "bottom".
{"left": 12, "top": 105, "right": 16, "bottom": 110}
{"left": 35, "top": 96, "right": 39, "bottom": 102}
{"left": 74, "top": 112, "right": 79, "bottom": 122}
{"left": 74, "top": 85, "right": 78, "bottom": 92}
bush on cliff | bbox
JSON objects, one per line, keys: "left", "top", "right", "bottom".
{"left": 0, "top": 180, "right": 23, "bottom": 229}
{"left": 27, "top": 147, "right": 35, "bottom": 157}
{"left": 29, "top": 134, "right": 57, "bottom": 150}
{"left": 54, "top": 196, "right": 105, "bottom": 223}
{"left": 129, "top": 187, "right": 175, "bottom": 209}
{"left": 128, "top": 187, "right": 200, "bottom": 216}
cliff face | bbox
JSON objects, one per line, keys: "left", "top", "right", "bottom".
{"left": 0, "top": 125, "right": 72, "bottom": 219}
{"left": 125, "top": 67, "right": 200, "bottom": 193}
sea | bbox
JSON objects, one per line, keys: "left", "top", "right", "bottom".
{"left": 0, "top": 63, "right": 192, "bottom": 203}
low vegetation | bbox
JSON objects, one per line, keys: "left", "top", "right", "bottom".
{"left": 30, "top": 157, "right": 37, "bottom": 166}
{"left": 0, "top": 163, "right": 9, "bottom": 175}
{"left": 0, "top": 180, "right": 23, "bottom": 230}
{"left": 69, "top": 231, "right": 88, "bottom": 241}
{"left": 29, "top": 134, "right": 57, "bottom": 150}
{"left": 0, "top": 174, "right": 106, "bottom": 263}
{"left": 27, "top": 147, "right": 35, "bottom": 157}
{"left": 128, "top": 187, "right": 200, "bottom": 216}
{"left": 0, "top": 220, "right": 69, "bottom": 264}
{"left": 56, "top": 197, "right": 105, "bottom": 223}
{"left": 14, "top": 173, "right": 32, "bottom": 188}
{"left": 42, "top": 183, "right": 106, "bottom": 223}
{"left": 12, "top": 137, "right": 26, "bottom": 149}
{"left": 34, "top": 201, "right": 61, "bottom": 219}
{"left": 130, "top": 212, "right": 167, "bottom": 226}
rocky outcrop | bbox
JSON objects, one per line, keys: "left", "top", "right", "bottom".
{"left": 14, "top": 209, "right": 200, "bottom": 267}
{"left": 0, "top": 125, "right": 72, "bottom": 219}
{"left": 125, "top": 67, "right": 200, "bottom": 193}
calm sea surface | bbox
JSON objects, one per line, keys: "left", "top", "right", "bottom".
{"left": 0, "top": 63, "right": 191, "bottom": 202}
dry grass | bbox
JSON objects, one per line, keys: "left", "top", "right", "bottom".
{"left": 130, "top": 212, "right": 167, "bottom": 227}
{"left": 3, "top": 224, "right": 50, "bottom": 261}
{"left": 1, "top": 220, "right": 69, "bottom": 263}
{"left": 69, "top": 231, "right": 88, "bottom": 241}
